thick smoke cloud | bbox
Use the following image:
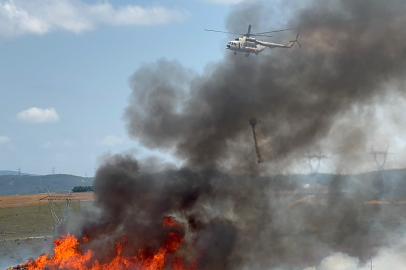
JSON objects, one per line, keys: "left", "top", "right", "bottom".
{"left": 72, "top": 154, "right": 406, "bottom": 270}
{"left": 124, "top": 0, "right": 406, "bottom": 173}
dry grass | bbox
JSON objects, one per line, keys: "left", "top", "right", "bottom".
{"left": 0, "top": 192, "right": 95, "bottom": 209}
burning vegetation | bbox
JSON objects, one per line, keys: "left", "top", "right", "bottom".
{"left": 12, "top": 217, "right": 193, "bottom": 270}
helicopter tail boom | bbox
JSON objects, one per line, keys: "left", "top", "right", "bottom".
{"left": 257, "top": 33, "right": 300, "bottom": 49}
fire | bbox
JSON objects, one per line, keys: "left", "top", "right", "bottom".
{"left": 163, "top": 216, "right": 183, "bottom": 229}
{"left": 364, "top": 200, "right": 390, "bottom": 204}
{"left": 19, "top": 217, "right": 196, "bottom": 270}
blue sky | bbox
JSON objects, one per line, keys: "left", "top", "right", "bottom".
{"left": 2, "top": 0, "right": 404, "bottom": 176}
{"left": 0, "top": 0, "right": 241, "bottom": 176}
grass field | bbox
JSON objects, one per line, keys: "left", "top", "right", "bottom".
{"left": 0, "top": 193, "right": 96, "bottom": 268}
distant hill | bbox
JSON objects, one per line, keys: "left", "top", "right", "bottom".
{"left": 0, "top": 170, "right": 37, "bottom": 176}
{"left": 0, "top": 174, "right": 94, "bottom": 196}
{"left": 0, "top": 168, "right": 405, "bottom": 197}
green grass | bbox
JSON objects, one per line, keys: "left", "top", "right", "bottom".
{"left": 0, "top": 201, "right": 85, "bottom": 240}
{"left": 0, "top": 201, "right": 95, "bottom": 267}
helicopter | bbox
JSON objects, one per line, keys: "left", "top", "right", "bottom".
{"left": 204, "top": 25, "right": 300, "bottom": 57}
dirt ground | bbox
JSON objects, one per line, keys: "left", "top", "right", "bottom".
{"left": 0, "top": 192, "right": 95, "bottom": 209}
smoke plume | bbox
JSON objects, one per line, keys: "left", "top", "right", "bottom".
{"left": 124, "top": 0, "right": 406, "bottom": 173}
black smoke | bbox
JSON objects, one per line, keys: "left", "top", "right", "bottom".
{"left": 74, "top": 155, "right": 406, "bottom": 270}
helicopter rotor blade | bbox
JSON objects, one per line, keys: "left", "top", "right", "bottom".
{"left": 250, "top": 34, "right": 274, "bottom": 38}
{"left": 204, "top": 29, "right": 243, "bottom": 35}
{"left": 255, "top": 28, "right": 293, "bottom": 35}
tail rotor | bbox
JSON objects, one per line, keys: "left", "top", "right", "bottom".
{"left": 290, "top": 33, "right": 301, "bottom": 48}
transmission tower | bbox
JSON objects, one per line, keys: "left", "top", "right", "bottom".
{"left": 39, "top": 189, "right": 80, "bottom": 235}
{"left": 52, "top": 167, "right": 55, "bottom": 175}
{"left": 369, "top": 145, "right": 392, "bottom": 194}
{"left": 303, "top": 151, "right": 327, "bottom": 174}
{"left": 370, "top": 145, "right": 391, "bottom": 171}
{"left": 18, "top": 167, "right": 21, "bottom": 176}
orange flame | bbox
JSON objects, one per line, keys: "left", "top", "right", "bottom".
{"left": 22, "top": 217, "right": 196, "bottom": 270}
{"left": 163, "top": 216, "right": 183, "bottom": 228}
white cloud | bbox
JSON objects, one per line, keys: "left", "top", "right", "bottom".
{"left": 17, "top": 107, "right": 59, "bottom": 124}
{"left": 0, "top": 135, "right": 10, "bottom": 144}
{"left": 99, "top": 135, "right": 125, "bottom": 147}
{"left": 0, "top": 0, "right": 191, "bottom": 40}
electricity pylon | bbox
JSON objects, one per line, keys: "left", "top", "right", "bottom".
{"left": 39, "top": 189, "right": 79, "bottom": 235}
{"left": 369, "top": 145, "right": 393, "bottom": 194}
{"left": 303, "top": 151, "right": 327, "bottom": 174}
{"left": 370, "top": 145, "right": 391, "bottom": 171}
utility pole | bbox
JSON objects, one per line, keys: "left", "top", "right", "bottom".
{"left": 367, "top": 260, "right": 374, "bottom": 270}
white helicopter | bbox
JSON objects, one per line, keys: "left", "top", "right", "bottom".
{"left": 205, "top": 25, "right": 300, "bottom": 56}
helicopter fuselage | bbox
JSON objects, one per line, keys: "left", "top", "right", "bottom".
{"left": 226, "top": 37, "right": 266, "bottom": 55}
